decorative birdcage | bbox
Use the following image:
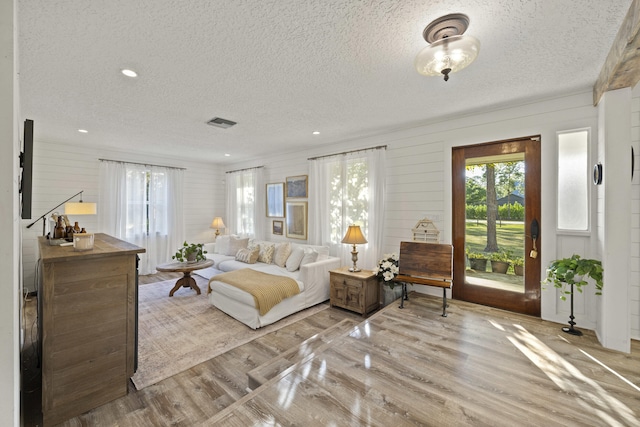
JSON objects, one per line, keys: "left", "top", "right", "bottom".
{"left": 412, "top": 218, "right": 440, "bottom": 243}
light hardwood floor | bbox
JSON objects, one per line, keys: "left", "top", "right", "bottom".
{"left": 20, "top": 272, "right": 363, "bottom": 426}
{"left": 22, "top": 273, "right": 640, "bottom": 426}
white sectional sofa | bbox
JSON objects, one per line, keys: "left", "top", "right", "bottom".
{"left": 201, "top": 236, "right": 340, "bottom": 329}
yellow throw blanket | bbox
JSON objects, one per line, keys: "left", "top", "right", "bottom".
{"left": 208, "top": 269, "right": 300, "bottom": 316}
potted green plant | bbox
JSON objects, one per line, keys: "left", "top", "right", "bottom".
{"left": 490, "top": 250, "right": 511, "bottom": 274}
{"left": 172, "top": 241, "right": 207, "bottom": 263}
{"left": 512, "top": 257, "right": 524, "bottom": 276}
{"left": 543, "top": 254, "right": 603, "bottom": 335}
{"left": 467, "top": 250, "right": 488, "bottom": 271}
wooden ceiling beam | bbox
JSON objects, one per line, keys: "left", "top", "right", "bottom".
{"left": 593, "top": 0, "right": 640, "bottom": 106}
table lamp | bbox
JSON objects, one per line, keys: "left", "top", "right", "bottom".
{"left": 210, "top": 217, "right": 226, "bottom": 239}
{"left": 26, "top": 190, "right": 97, "bottom": 236}
{"left": 341, "top": 225, "right": 367, "bottom": 272}
{"left": 65, "top": 196, "right": 97, "bottom": 233}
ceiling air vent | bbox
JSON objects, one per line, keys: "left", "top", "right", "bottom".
{"left": 206, "top": 117, "right": 237, "bottom": 129}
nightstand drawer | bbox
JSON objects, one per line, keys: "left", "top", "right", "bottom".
{"left": 332, "top": 276, "right": 364, "bottom": 290}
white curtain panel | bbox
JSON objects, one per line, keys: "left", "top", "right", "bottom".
{"left": 308, "top": 156, "right": 333, "bottom": 247}
{"left": 254, "top": 167, "right": 266, "bottom": 240}
{"left": 99, "top": 160, "right": 127, "bottom": 237}
{"left": 226, "top": 167, "right": 262, "bottom": 238}
{"left": 99, "top": 161, "right": 184, "bottom": 275}
{"left": 366, "top": 148, "right": 386, "bottom": 265}
{"left": 308, "top": 148, "right": 386, "bottom": 270}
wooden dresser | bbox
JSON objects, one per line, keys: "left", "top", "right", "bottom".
{"left": 329, "top": 267, "right": 380, "bottom": 316}
{"left": 38, "top": 233, "right": 145, "bottom": 425}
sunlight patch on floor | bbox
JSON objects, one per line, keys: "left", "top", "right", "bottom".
{"left": 488, "top": 320, "right": 640, "bottom": 426}
{"left": 578, "top": 348, "right": 640, "bottom": 392}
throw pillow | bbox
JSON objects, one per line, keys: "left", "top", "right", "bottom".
{"left": 215, "top": 235, "right": 231, "bottom": 255}
{"left": 285, "top": 247, "right": 305, "bottom": 272}
{"left": 257, "top": 243, "right": 275, "bottom": 264}
{"left": 235, "top": 246, "right": 260, "bottom": 264}
{"left": 226, "top": 236, "right": 249, "bottom": 256}
{"left": 299, "top": 248, "right": 319, "bottom": 267}
{"left": 274, "top": 242, "right": 292, "bottom": 267}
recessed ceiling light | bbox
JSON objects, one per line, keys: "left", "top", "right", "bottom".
{"left": 121, "top": 69, "right": 138, "bottom": 78}
{"left": 312, "top": 131, "right": 320, "bottom": 135}
{"left": 224, "top": 153, "right": 231, "bottom": 157}
{"left": 78, "top": 129, "right": 88, "bottom": 133}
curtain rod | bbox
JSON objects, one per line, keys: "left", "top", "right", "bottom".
{"left": 225, "top": 165, "right": 264, "bottom": 174}
{"left": 99, "top": 158, "right": 187, "bottom": 170}
{"left": 307, "top": 145, "right": 387, "bottom": 161}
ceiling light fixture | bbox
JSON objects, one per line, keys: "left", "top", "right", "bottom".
{"left": 78, "top": 129, "right": 88, "bottom": 133}
{"left": 414, "top": 13, "right": 480, "bottom": 82}
{"left": 312, "top": 131, "right": 320, "bottom": 135}
{"left": 121, "top": 69, "right": 138, "bottom": 78}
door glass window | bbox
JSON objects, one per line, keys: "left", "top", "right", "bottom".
{"left": 465, "top": 154, "right": 525, "bottom": 292}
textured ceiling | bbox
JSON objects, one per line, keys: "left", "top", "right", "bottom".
{"left": 18, "top": 0, "right": 633, "bottom": 164}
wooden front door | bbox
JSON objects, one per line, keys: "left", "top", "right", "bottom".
{"left": 452, "top": 136, "right": 541, "bottom": 316}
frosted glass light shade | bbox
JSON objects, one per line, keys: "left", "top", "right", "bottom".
{"left": 64, "top": 202, "right": 97, "bottom": 215}
{"left": 415, "top": 35, "right": 480, "bottom": 77}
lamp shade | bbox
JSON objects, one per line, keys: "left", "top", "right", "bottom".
{"left": 64, "top": 202, "right": 97, "bottom": 215}
{"left": 414, "top": 35, "right": 480, "bottom": 78}
{"left": 211, "top": 217, "right": 226, "bottom": 229}
{"left": 341, "top": 225, "right": 367, "bottom": 245}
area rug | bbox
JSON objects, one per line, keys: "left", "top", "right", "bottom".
{"left": 131, "top": 276, "right": 329, "bottom": 389}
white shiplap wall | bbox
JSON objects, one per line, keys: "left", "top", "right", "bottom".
{"left": 227, "top": 90, "right": 605, "bottom": 326}
{"left": 25, "top": 89, "right": 638, "bottom": 341}
{"left": 21, "top": 141, "right": 224, "bottom": 293}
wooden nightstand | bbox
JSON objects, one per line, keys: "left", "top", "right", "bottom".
{"left": 330, "top": 267, "right": 380, "bottom": 316}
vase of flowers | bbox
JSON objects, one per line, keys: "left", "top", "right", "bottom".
{"left": 374, "top": 253, "right": 403, "bottom": 305}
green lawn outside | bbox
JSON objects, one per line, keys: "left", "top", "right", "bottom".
{"left": 465, "top": 221, "right": 524, "bottom": 259}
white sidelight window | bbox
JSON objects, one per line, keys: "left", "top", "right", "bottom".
{"left": 557, "top": 129, "right": 590, "bottom": 232}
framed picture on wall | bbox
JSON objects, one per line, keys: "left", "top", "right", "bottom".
{"left": 285, "top": 201, "right": 307, "bottom": 240}
{"left": 266, "top": 182, "right": 285, "bottom": 217}
{"left": 272, "top": 220, "right": 283, "bottom": 235}
{"left": 286, "top": 175, "right": 308, "bottom": 198}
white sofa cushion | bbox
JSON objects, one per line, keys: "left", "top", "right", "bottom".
{"left": 206, "top": 253, "right": 235, "bottom": 269}
{"left": 227, "top": 236, "right": 249, "bottom": 256}
{"left": 285, "top": 247, "right": 305, "bottom": 272}
{"left": 215, "top": 235, "right": 231, "bottom": 254}
{"left": 299, "top": 248, "right": 319, "bottom": 267}
{"left": 315, "top": 246, "right": 329, "bottom": 260}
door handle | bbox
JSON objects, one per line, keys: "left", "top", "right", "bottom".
{"left": 530, "top": 219, "right": 539, "bottom": 258}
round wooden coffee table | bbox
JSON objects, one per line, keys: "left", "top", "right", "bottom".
{"left": 156, "top": 259, "right": 214, "bottom": 296}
